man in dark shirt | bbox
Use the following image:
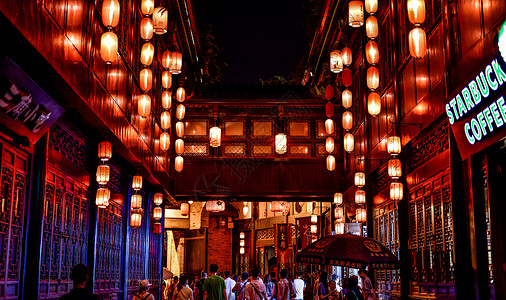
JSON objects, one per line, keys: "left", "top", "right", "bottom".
{"left": 195, "top": 270, "right": 208, "bottom": 300}
{"left": 60, "top": 264, "right": 99, "bottom": 300}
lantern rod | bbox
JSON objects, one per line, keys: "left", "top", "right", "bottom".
{"left": 388, "top": 116, "right": 422, "bottom": 131}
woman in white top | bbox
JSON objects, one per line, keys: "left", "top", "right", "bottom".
{"left": 173, "top": 275, "right": 194, "bottom": 300}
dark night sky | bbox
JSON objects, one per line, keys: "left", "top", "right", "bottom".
{"left": 194, "top": 0, "right": 307, "bottom": 84}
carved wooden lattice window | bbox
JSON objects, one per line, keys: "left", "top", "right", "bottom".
{"left": 148, "top": 217, "right": 161, "bottom": 298}
{"left": 129, "top": 206, "right": 147, "bottom": 291}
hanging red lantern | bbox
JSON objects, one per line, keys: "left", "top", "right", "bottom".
{"left": 96, "top": 165, "right": 110, "bottom": 185}
{"left": 102, "top": 0, "right": 120, "bottom": 28}
{"left": 390, "top": 182, "right": 404, "bottom": 201}
{"left": 141, "top": 0, "right": 154, "bottom": 15}
{"left": 210, "top": 127, "right": 222, "bottom": 148}
{"left": 175, "top": 139, "right": 184, "bottom": 155}
{"left": 139, "top": 68, "right": 153, "bottom": 91}
{"left": 130, "top": 211, "right": 142, "bottom": 228}
{"left": 96, "top": 188, "right": 111, "bottom": 208}
{"left": 334, "top": 192, "right": 343, "bottom": 205}
{"left": 140, "top": 17, "right": 154, "bottom": 40}
{"left": 327, "top": 155, "right": 336, "bottom": 171}
{"left": 140, "top": 42, "right": 154, "bottom": 66}
{"left": 98, "top": 141, "right": 112, "bottom": 161}
{"left": 326, "top": 137, "right": 335, "bottom": 153}
{"left": 154, "top": 193, "right": 163, "bottom": 205}
{"left": 342, "top": 89, "right": 352, "bottom": 108}
{"left": 348, "top": 1, "right": 364, "bottom": 27}
{"left": 153, "top": 222, "right": 162, "bottom": 234}
{"left": 175, "top": 155, "right": 184, "bottom": 172}
{"left": 160, "top": 111, "right": 171, "bottom": 130}
{"left": 343, "top": 133, "right": 354, "bottom": 153}
{"left": 365, "top": 0, "right": 378, "bottom": 14}
{"left": 132, "top": 174, "right": 143, "bottom": 190}
{"left": 325, "top": 85, "right": 335, "bottom": 100}
{"left": 409, "top": 27, "right": 427, "bottom": 58}
{"left": 162, "top": 71, "right": 172, "bottom": 89}
{"left": 366, "top": 16, "right": 378, "bottom": 39}
{"left": 271, "top": 200, "right": 288, "bottom": 213}
{"left": 152, "top": 6, "right": 168, "bottom": 34}
{"left": 138, "top": 94, "right": 151, "bottom": 117}
{"left": 170, "top": 52, "right": 183, "bottom": 74}
{"left": 356, "top": 208, "right": 367, "bottom": 222}
{"left": 161, "top": 91, "right": 172, "bottom": 109}
{"left": 325, "top": 119, "right": 334, "bottom": 135}
{"left": 206, "top": 200, "right": 225, "bottom": 212}
{"left": 354, "top": 172, "right": 366, "bottom": 187}
{"left": 365, "top": 41, "right": 379, "bottom": 65}
{"left": 367, "top": 92, "right": 381, "bottom": 116}
{"left": 342, "top": 68, "right": 352, "bottom": 87}
{"left": 180, "top": 203, "right": 190, "bottom": 216}
{"left": 176, "top": 87, "right": 186, "bottom": 102}
{"left": 407, "top": 0, "right": 426, "bottom": 25}
{"left": 387, "top": 136, "right": 402, "bottom": 155}
{"left": 335, "top": 222, "right": 345, "bottom": 234}
{"left": 367, "top": 67, "right": 380, "bottom": 90}
{"left": 153, "top": 206, "right": 163, "bottom": 220}
{"left": 162, "top": 50, "right": 172, "bottom": 69}
{"left": 342, "top": 47, "right": 352, "bottom": 66}
{"left": 176, "top": 104, "right": 185, "bottom": 120}
{"left": 176, "top": 121, "right": 185, "bottom": 137}
{"left": 335, "top": 207, "right": 344, "bottom": 220}
{"left": 160, "top": 132, "right": 170, "bottom": 151}
{"left": 326, "top": 101, "right": 334, "bottom": 118}
{"left": 131, "top": 194, "right": 143, "bottom": 209}
{"left": 330, "top": 50, "right": 343, "bottom": 73}
{"left": 388, "top": 158, "right": 402, "bottom": 179}
{"left": 100, "top": 32, "right": 118, "bottom": 64}
{"left": 342, "top": 111, "right": 353, "bottom": 131}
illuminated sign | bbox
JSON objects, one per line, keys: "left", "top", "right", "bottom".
{"left": 500, "top": 21, "right": 506, "bottom": 63}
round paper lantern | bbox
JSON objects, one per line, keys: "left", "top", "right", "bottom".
{"left": 365, "top": 0, "right": 378, "bottom": 14}
{"left": 409, "top": 27, "right": 427, "bottom": 59}
{"left": 160, "top": 132, "right": 170, "bottom": 151}
{"left": 275, "top": 133, "right": 287, "bottom": 154}
{"left": 330, "top": 50, "right": 343, "bottom": 73}
{"left": 356, "top": 208, "right": 367, "bottom": 223}
{"left": 170, "top": 51, "right": 183, "bottom": 74}
{"left": 132, "top": 174, "right": 143, "bottom": 190}
{"left": 271, "top": 200, "right": 288, "bottom": 213}
{"left": 162, "top": 91, "right": 172, "bottom": 109}
{"left": 342, "top": 111, "right": 353, "bottom": 131}
{"left": 326, "top": 137, "right": 335, "bottom": 153}
{"left": 210, "top": 126, "right": 222, "bottom": 147}
{"left": 130, "top": 212, "right": 142, "bottom": 228}
{"left": 327, "top": 155, "right": 336, "bottom": 171}
{"left": 176, "top": 87, "right": 185, "bottom": 102}
{"left": 206, "top": 200, "right": 225, "bottom": 212}
{"left": 140, "top": 42, "right": 154, "bottom": 66}
{"left": 96, "top": 188, "right": 111, "bottom": 208}
{"left": 180, "top": 203, "right": 189, "bottom": 216}
{"left": 354, "top": 172, "right": 366, "bottom": 187}
{"left": 367, "top": 92, "right": 381, "bottom": 116}
{"left": 390, "top": 181, "right": 404, "bottom": 201}
{"left": 407, "top": 0, "right": 426, "bottom": 25}
{"left": 152, "top": 7, "right": 167, "bottom": 34}
{"left": 102, "top": 0, "right": 120, "bottom": 28}
{"left": 98, "top": 141, "right": 112, "bottom": 161}
{"left": 139, "top": 68, "right": 153, "bottom": 91}
{"left": 176, "top": 121, "right": 185, "bottom": 137}
{"left": 348, "top": 1, "right": 364, "bottom": 27}
{"left": 388, "top": 158, "right": 402, "bottom": 179}
{"left": 100, "top": 32, "right": 118, "bottom": 64}
{"left": 325, "top": 85, "right": 334, "bottom": 100}
{"left": 342, "top": 89, "right": 352, "bottom": 108}
{"left": 239, "top": 232, "right": 245, "bottom": 239}
{"left": 162, "top": 71, "right": 172, "bottom": 89}
{"left": 175, "top": 155, "right": 184, "bottom": 172}
{"left": 131, "top": 194, "right": 143, "bottom": 209}
{"left": 153, "top": 222, "right": 162, "bottom": 234}
{"left": 335, "top": 207, "right": 344, "bottom": 220}
{"left": 141, "top": 0, "right": 154, "bottom": 15}
{"left": 365, "top": 41, "right": 379, "bottom": 64}
{"left": 154, "top": 193, "right": 163, "bottom": 205}
{"left": 160, "top": 111, "right": 171, "bottom": 130}
{"left": 342, "top": 68, "right": 352, "bottom": 87}
{"left": 325, "top": 101, "right": 334, "bottom": 117}
{"left": 176, "top": 104, "right": 185, "bottom": 120}
{"left": 387, "top": 136, "right": 401, "bottom": 155}
{"left": 335, "top": 222, "right": 345, "bottom": 234}
{"left": 162, "top": 50, "right": 172, "bottom": 69}
{"left": 366, "top": 16, "right": 378, "bottom": 39}
{"left": 367, "top": 67, "right": 379, "bottom": 90}
{"left": 175, "top": 139, "right": 184, "bottom": 155}
{"left": 138, "top": 94, "right": 151, "bottom": 117}
{"left": 140, "top": 17, "right": 154, "bottom": 40}
{"left": 342, "top": 47, "right": 352, "bottom": 66}
{"left": 325, "top": 119, "right": 334, "bottom": 135}
{"left": 344, "top": 133, "right": 355, "bottom": 153}
{"left": 153, "top": 206, "right": 163, "bottom": 220}
{"left": 334, "top": 192, "right": 343, "bottom": 205}
{"left": 96, "top": 165, "right": 110, "bottom": 185}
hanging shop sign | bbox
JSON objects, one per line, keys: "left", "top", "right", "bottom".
{"left": 276, "top": 224, "right": 290, "bottom": 252}
{"left": 446, "top": 20, "right": 506, "bottom": 158}
{"left": 0, "top": 58, "right": 64, "bottom": 144}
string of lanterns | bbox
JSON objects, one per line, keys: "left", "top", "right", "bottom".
{"left": 407, "top": 0, "right": 427, "bottom": 58}
{"left": 342, "top": 47, "right": 354, "bottom": 153}
{"left": 324, "top": 84, "right": 336, "bottom": 171}
{"left": 100, "top": 0, "right": 120, "bottom": 64}
{"left": 333, "top": 192, "right": 345, "bottom": 234}
{"left": 96, "top": 141, "right": 113, "bottom": 208}
{"left": 130, "top": 174, "right": 144, "bottom": 228}
{"left": 354, "top": 171, "right": 367, "bottom": 222}
{"left": 387, "top": 136, "right": 403, "bottom": 201}
{"left": 152, "top": 192, "right": 163, "bottom": 234}
{"left": 239, "top": 231, "right": 246, "bottom": 255}
{"left": 175, "top": 86, "right": 186, "bottom": 172}
{"left": 364, "top": 0, "right": 381, "bottom": 117}
{"left": 310, "top": 213, "right": 318, "bottom": 243}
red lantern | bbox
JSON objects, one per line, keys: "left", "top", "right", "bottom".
{"left": 180, "top": 203, "right": 189, "bottom": 216}
{"left": 175, "top": 139, "right": 184, "bottom": 155}
{"left": 153, "top": 222, "right": 162, "bottom": 234}
{"left": 102, "top": 0, "right": 120, "bottom": 28}
{"left": 409, "top": 28, "right": 427, "bottom": 58}
{"left": 140, "top": 17, "right": 153, "bottom": 40}
{"left": 131, "top": 211, "right": 143, "bottom": 228}
{"left": 160, "top": 111, "right": 171, "bottom": 130}
{"left": 367, "top": 67, "right": 379, "bottom": 90}
{"left": 348, "top": 1, "right": 364, "bottom": 27}
{"left": 407, "top": 0, "right": 426, "bottom": 25}
{"left": 176, "top": 104, "right": 185, "bottom": 120}
{"left": 325, "top": 119, "right": 334, "bottom": 135}
{"left": 176, "top": 87, "right": 185, "bottom": 102}
{"left": 365, "top": 0, "right": 378, "bottom": 14}
{"left": 325, "top": 85, "right": 334, "bottom": 100}
{"left": 356, "top": 208, "right": 367, "bottom": 223}
{"left": 176, "top": 121, "right": 185, "bottom": 137}
{"left": 140, "top": 42, "right": 154, "bottom": 66}
{"left": 326, "top": 137, "right": 335, "bottom": 153}
{"left": 153, "top": 193, "right": 163, "bottom": 205}
{"left": 175, "top": 156, "right": 184, "bottom": 172}
{"left": 162, "top": 50, "right": 172, "bottom": 69}
{"left": 367, "top": 92, "right": 381, "bottom": 116}
{"left": 98, "top": 141, "right": 112, "bottom": 161}
{"left": 366, "top": 16, "right": 378, "bottom": 39}
{"left": 131, "top": 194, "right": 143, "bottom": 209}
{"left": 342, "top": 47, "right": 352, "bottom": 66}
{"left": 326, "top": 101, "right": 334, "bottom": 117}
{"left": 139, "top": 68, "right": 153, "bottom": 91}
{"left": 153, "top": 206, "right": 163, "bottom": 220}
{"left": 161, "top": 91, "right": 172, "bottom": 109}
{"left": 152, "top": 6, "right": 168, "bottom": 34}
{"left": 327, "top": 155, "right": 336, "bottom": 171}
{"left": 344, "top": 133, "right": 354, "bottom": 153}
{"left": 160, "top": 132, "right": 170, "bottom": 151}
{"left": 138, "top": 94, "right": 151, "bottom": 117}
{"left": 162, "top": 71, "right": 172, "bottom": 89}
{"left": 342, "top": 111, "right": 353, "bottom": 131}
{"left": 100, "top": 32, "right": 118, "bottom": 64}
{"left": 365, "top": 41, "right": 379, "bottom": 65}
{"left": 271, "top": 200, "right": 288, "bottom": 213}
{"left": 342, "top": 68, "right": 352, "bottom": 87}
{"left": 342, "top": 89, "right": 352, "bottom": 108}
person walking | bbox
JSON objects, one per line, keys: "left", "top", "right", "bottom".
{"left": 344, "top": 277, "right": 363, "bottom": 300}
{"left": 225, "top": 271, "right": 237, "bottom": 300}
{"left": 133, "top": 280, "right": 155, "bottom": 300}
{"left": 173, "top": 275, "right": 194, "bottom": 300}
{"left": 292, "top": 271, "right": 305, "bottom": 300}
{"left": 272, "top": 269, "right": 295, "bottom": 300}
{"left": 263, "top": 274, "right": 274, "bottom": 300}
{"left": 315, "top": 270, "right": 331, "bottom": 300}
{"left": 204, "top": 264, "right": 227, "bottom": 300}
{"left": 244, "top": 268, "right": 267, "bottom": 300}
{"left": 195, "top": 271, "right": 208, "bottom": 300}
{"left": 60, "top": 264, "right": 99, "bottom": 300}
{"left": 358, "top": 270, "right": 374, "bottom": 300}
{"left": 233, "top": 272, "right": 249, "bottom": 300}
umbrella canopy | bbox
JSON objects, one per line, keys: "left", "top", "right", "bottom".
{"left": 163, "top": 268, "right": 173, "bottom": 280}
{"left": 297, "top": 234, "right": 400, "bottom": 269}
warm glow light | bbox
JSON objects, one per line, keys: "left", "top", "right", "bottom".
{"left": 310, "top": 224, "right": 318, "bottom": 234}
{"left": 390, "top": 182, "right": 404, "bottom": 201}
{"left": 239, "top": 232, "right": 245, "bottom": 239}
{"left": 102, "top": 0, "right": 120, "bottom": 28}
{"left": 242, "top": 205, "right": 249, "bottom": 216}
{"left": 162, "top": 91, "right": 172, "bottom": 109}
{"left": 275, "top": 133, "right": 287, "bottom": 154}
{"left": 100, "top": 32, "right": 118, "bottom": 64}
{"left": 335, "top": 222, "right": 345, "bottom": 234}
{"left": 161, "top": 111, "right": 171, "bottom": 130}
{"left": 334, "top": 192, "right": 343, "bottom": 205}
{"left": 176, "top": 104, "right": 185, "bottom": 120}
{"left": 348, "top": 1, "right": 364, "bottom": 27}
{"left": 96, "top": 188, "right": 111, "bottom": 208}
{"left": 407, "top": 0, "right": 426, "bottom": 25}
{"left": 409, "top": 27, "right": 427, "bottom": 59}
{"left": 141, "top": 0, "right": 154, "bottom": 15}
{"left": 154, "top": 193, "right": 163, "bottom": 205}
{"left": 367, "top": 67, "right": 379, "bottom": 90}
{"left": 356, "top": 208, "right": 367, "bottom": 222}
{"left": 311, "top": 214, "right": 318, "bottom": 224}
{"left": 98, "top": 141, "right": 112, "bottom": 161}
{"left": 139, "top": 68, "right": 153, "bottom": 91}
{"left": 175, "top": 139, "right": 184, "bottom": 155}
{"left": 239, "top": 247, "right": 245, "bottom": 254}
{"left": 132, "top": 175, "right": 143, "bottom": 190}
{"left": 170, "top": 51, "right": 183, "bottom": 74}
{"left": 330, "top": 50, "right": 343, "bottom": 73}
{"left": 271, "top": 200, "right": 288, "bottom": 213}
{"left": 131, "top": 194, "right": 143, "bottom": 209}
{"left": 342, "top": 47, "right": 352, "bottom": 66}
{"left": 335, "top": 207, "right": 344, "bottom": 220}
{"left": 388, "top": 158, "right": 402, "bottom": 179}
{"left": 176, "top": 121, "right": 185, "bottom": 137}
{"left": 160, "top": 132, "right": 170, "bottom": 151}
{"left": 210, "top": 126, "right": 222, "bottom": 147}
{"left": 364, "top": 0, "right": 378, "bottom": 14}
{"left": 325, "top": 119, "right": 334, "bottom": 135}
{"left": 153, "top": 206, "right": 163, "bottom": 220}
{"left": 140, "top": 17, "right": 154, "bottom": 40}
{"left": 240, "top": 240, "right": 245, "bottom": 247}
{"left": 130, "top": 211, "right": 143, "bottom": 228}
{"left": 162, "top": 71, "right": 172, "bottom": 89}
{"left": 206, "top": 200, "right": 225, "bottom": 212}
{"left": 365, "top": 41, "right": 379, "bottom": 64}
{"left": 176, "top": 87, "right": 185, "bottom": 102}
{"left": 162, "top": 50, "right": 172, "bottom": 69}
{"left": 387, "top": 136, "right": 402, "bottom": 155}
{"left": 327, "top": 155, "right": 336, "bottom": 171}
{"left": 344, "top": 133, "right": 355, "bottom": 153}
{"left": 180, "top": 203, "right": 189, "bottom": 216}
{"left": 152, "top": 7, "right": 168, "bottom": 34}
{"left": 175, "top": 155, "right": 184, "bottom": 172}
{"left": 354, "top": 172, "right": 366, "bottom": 187}
{"left": 367, "top": 92, "right": 381, "bottom": 116}
{"left": 326, "top": 137, "right": 335, "bottom": 153}
{"left": 342, "top": 111, "right": 353, "bottom": 130}
{"left": 342, "top": 89, "right": 352, "bottom": 108}
{"left": 140, "top": 42, "right": 154, "bottom": 66}
{"left": 96, "top": 165, "right": 110, "bottom": 185}
{"left": 366, "top": 16, "right": 378, "bottom": 39}
{"left": 342, "top": 68, "right": 352, "bottom": 87}
{"left": 138, "top": 94, "right": 151, "bottom": 117}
